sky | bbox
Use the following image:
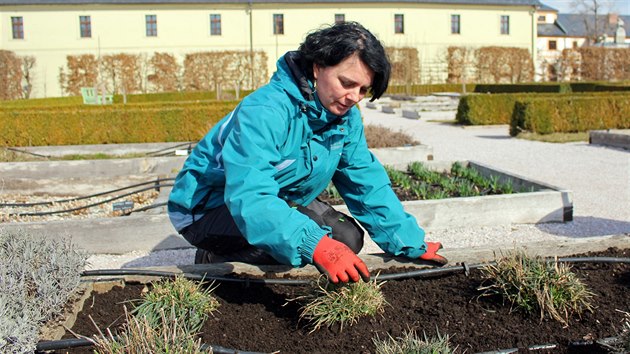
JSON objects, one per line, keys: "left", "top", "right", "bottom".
{"left": 540, "top": 0, "right": 630, "bottom": 15}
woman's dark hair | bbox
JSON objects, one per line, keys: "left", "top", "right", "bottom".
{"left": 298, "top": 21, "right": 391, "bottom": 101}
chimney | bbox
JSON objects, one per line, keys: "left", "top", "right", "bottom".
{"left": 608, "top": 13, "right": 618, "bottom": 25}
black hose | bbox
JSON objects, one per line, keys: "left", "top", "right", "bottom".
{"left": 1, "top": 178, "right": 174, "bottom": 207}
{"left": 145, "top": 141, "right": 196, "bottom": 156}
{"left": 35, "top": 336, "right": 265, "bottom": 354}
{"left": 5, "top": 146, "right": 51, "bottom": 158}
{"left": 9, "top": 183, "right": 173, "bottom": 217}
{"left": 81, "top": 256, "right": 630, "bottom": 285}
{"left": 120, "top": 201, "right": 167, "bottom": 216}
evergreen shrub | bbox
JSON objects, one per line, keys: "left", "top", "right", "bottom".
{"left": 510, "top": 95, "right": 630, "bottom": 136}
{"left": 0, "top": 100, "right": 238, "bottom": 146}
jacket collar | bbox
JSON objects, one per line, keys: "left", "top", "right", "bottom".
{"left": 276, "top": 51, "right": 348, "bottom": 131}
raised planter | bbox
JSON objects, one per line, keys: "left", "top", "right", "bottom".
{"left": 334, "top": 160, "right": 573, "bottom": 229}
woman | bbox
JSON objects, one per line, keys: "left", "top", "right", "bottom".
{"left": 168, "top": 21, "right": 446, "bottom": 283}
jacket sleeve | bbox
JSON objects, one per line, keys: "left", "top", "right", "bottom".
{"left": 220, "top": 103, "right": 328, "bottom": 267}
{"left": 332, "top": 113, "right": 427, "bottom": 259}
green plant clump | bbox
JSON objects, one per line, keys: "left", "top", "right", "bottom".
{"left": 372, "top": 329, "right": 456, "bottom": 354}
{"left": 132, "top": 276, "right": 220, "bottom": 333}
{"left": 95, "top": 277, "right": 219, "bottom": 353}
{"left": 478, "top": 250, "right": 595, "bottom": 326}
{"left": 298, "top": 278, "right": 388, "bottom": 332}
{"left": 93, "top": 307, "right": 206, "bottom": 354}
{"left": 0, "top": 229, "right": 87, "bottom": 353}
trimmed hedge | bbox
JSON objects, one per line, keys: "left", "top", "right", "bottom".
{"left": 1, "top": 100, "right": 238, "bottom": 146}
{"left": 456, "top": 91, "right": 630, "bottom": 126}
{"left": 510, "top": 95, "right": 630, "bottom": 136}
{"left": 387, "top": 83, "right": 476, "bottom": 95}
{"left": 472, "top": 82, "right": 630, "bottom": 94}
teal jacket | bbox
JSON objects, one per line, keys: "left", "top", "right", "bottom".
{"left": 168, "top": 52, "right": 427, "bottom": 267}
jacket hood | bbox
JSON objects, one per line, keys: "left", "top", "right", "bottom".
{"left": 274, "top": 51, "right": 346, "bottom": 131}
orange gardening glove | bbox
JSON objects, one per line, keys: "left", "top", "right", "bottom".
{"left": 419, "top": 241, "right": 448, "bottom": 265}
{"left": 312, "top": 236, "right": 370, "bottom": 283}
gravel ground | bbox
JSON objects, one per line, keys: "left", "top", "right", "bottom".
{"left": 84, "top": 97, "right": 629, "bottom": 269}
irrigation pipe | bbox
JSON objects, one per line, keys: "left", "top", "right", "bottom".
{"left": 1, "top": 178, "right": 174, "bottom": 207}
{"left": 5, "top": 146, "right": 51, "bottom": 158}
{"left": 35, "top": 336, "right": 265, "bottom": 354}
{"left": 145, "top": 141, "right": 197, "bottom": 157}
{"left": 8, "top": 183, "right": 173, "bottom": 217}
{"left": 81, "top": 256, "right": 630, "bottom": 286}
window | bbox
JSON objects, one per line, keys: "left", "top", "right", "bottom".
{"left": 79, "top": 15, "right": 91, "bottom": 38}
{"left": 273, "top": 14, "right": 284, "bottom": 35}
{"left": 210, "top": 14, "right": 221, "bottom": 35}
{"left": 451, "top": 14, "right": 460, "bottom": 34}
{"left": 538, "top": 15, "right": 546, "bottom": 22}
{"left": 11, "top": 16, "right": 24, "bottom": 39}
{"left": 335, "top": 14, "right": 345, "bottom": 24}
{"left": 500, "top": 15, "right": 510, "bottom": 35}
{"left": 394, "top": 14, "right": 404, "bottom": 34}
{"left": 573, "top": 41, "right": 579, "bottom": 48}
{"left": 548, "top": 40, "right": 557, "bottom": 50}
{"left": 146, "top": 14, "right": 157, "bottom": 37}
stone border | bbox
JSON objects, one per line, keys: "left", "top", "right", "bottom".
{"left": 589, "top": 129, "right": 630, "bottom": 151}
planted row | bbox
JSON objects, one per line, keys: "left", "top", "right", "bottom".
{"left": 321, "top": 161, "right": 530, "bottom": 204}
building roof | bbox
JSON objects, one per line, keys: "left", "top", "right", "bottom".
{"left": 538, "top": 13, "right": 630, "bottom": 37}
{"left": 537, "top": 2, "right": 557, "bottom": 12}
{"left": 0, "top": 0, "right": 540, "bottom": 6}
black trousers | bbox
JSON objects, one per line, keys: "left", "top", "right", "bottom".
{"left": 181, "top": 198, "right": 364, "bottom": 264}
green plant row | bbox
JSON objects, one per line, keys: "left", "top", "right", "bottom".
{"left": 0, "top": 100, "right": 238, "bottom": 146}
{"left": 510, "top": 95, "right": 630, "bottom": 136}
{"left": 387, "top": 162, "right": 520, "bottom": 200}
{"left": 456, "top": 91, "right": 630, "bottom": 125}
{"left": 321, "top": 162, "right": 525, "bottom": 204}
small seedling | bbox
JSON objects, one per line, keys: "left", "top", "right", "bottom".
{"left": 478, "top": 250, "right": 595, "bottom": 326}
{"left": 372, "top": 328, "right": 456, "bottom": 354}
{"left": 297, "top": 277, "right": 388, "bottom": 332}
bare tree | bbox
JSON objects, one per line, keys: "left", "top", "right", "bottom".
{"left": 20, "top": 55, "right": 36, "bottom": 99}
{"left": 571, "top": 0, "right": 617, "bottom": 45}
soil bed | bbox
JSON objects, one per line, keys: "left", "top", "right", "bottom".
{"left": 57, "top": 248, "right": 630, "bottom": 353}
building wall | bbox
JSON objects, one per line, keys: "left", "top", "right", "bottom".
{"left": 1, "top": 2, "right": 537, "bottom": 98}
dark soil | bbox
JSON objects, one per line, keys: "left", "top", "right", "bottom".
{"left": 54, "top": 248, "right": 630, "bottom": 353}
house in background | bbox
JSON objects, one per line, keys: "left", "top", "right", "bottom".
{"left": 1, "top": 0, "right": 539, "bottom": 99}
{"left": 536, "top": 2, "right": 629, "bottom": 81}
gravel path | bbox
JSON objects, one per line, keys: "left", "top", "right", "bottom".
{"left": 86, "top": 97, "right": 630, "bottom": 269}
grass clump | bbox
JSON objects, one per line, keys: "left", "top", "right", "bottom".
{"left": 373, "top": 329, "right": 456, "bottom": 354}
{"left": 0, "top": 228, "right": 87, "bottom": 353}
{"left": 298, "top": 278, "right": 387, "bottom": 332}
{"left": 92, "top": 307, "right": 206, "bottom": 354}
{"left": 478, "top": 250, "right": 595, "bottom": 326}
{"left": 132, "top": 276, "right": 220, "bottom": 333}
{"left": 93, "top": 276, "right": 219, "bottom": 353}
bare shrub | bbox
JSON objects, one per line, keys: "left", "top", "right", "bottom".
{"left": 148, "top": 52, "right": 181, "bottom": 92}
{"left": 0, "top": 50, "right": 24, "bottom": 100}
{"left": 59, "top": 54, "right": 98, "bottom": 96}
{"left": 364, "top": 124, "right": 419, "bottom": 148}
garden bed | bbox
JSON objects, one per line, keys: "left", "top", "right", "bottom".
{"left": 331, "top": 160, "right": 573, "bottom": 229}
{"left": 47, "top": 248, "right": 630, "bottom": 353}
